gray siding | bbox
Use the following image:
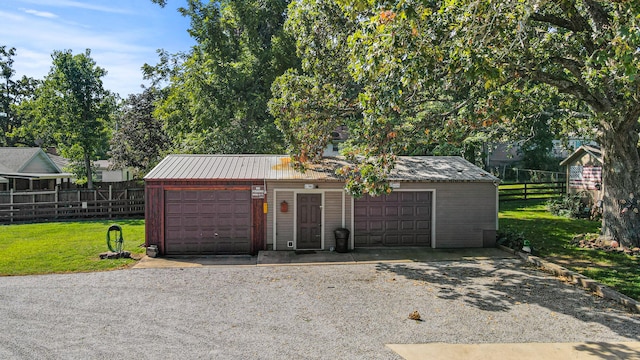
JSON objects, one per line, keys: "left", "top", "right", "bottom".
{"left": 372, "top": 182, "right": 497, "bottom": 248}
{"left": 436, "top": 183, "right": 495, "bottom": 248}
{"left": 267, "top": 181, "right": 347, "bottom": 250}
{"left": 273, "top": 191, "right": 294, "bottom": 250}
{"left": 267, "top": 180, "right": 497, "bottom": 250}
{"left": 22, "top": 153, "right": 58, "bottom": 173}
{"left": 324, "top": 191, "right": 344, "bottom": 249}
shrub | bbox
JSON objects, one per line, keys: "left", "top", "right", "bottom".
{"left": 546, "top": 193, "right": 591, "bottom": 219}
{"left": 496, "top": 230, "right": 526, "bottom": 250}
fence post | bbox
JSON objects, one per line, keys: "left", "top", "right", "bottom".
{"left": 55, "top": 187, "right": 59, "bottom": 219}
{"left": 524, "top": 183, "right": 528, "bottom": 200}
{"left": 9, "top": 188, "right": 13, "bottom": 223}
{"left": 109, "top": 185, "right": 113, "bottom": 218}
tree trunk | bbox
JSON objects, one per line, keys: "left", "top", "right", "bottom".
{"left": 599, "top": 113, "right": 640, "bottom": 247}
{"left": 84, "top": 152, "right": 93, "bottom": 190}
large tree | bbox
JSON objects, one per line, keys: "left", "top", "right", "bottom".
{"left": 146, "top": 0, "right": 298, "bottom": 154}
{"left": 110, "top": 87, "right": 170, "bottom": 176}
{"left": 269, "top": 0, "right": 362, "bottom": 166}
{"left": 271, "top": 1, "right": 640, "bottom": 247}
{"left": 30, "top": 49, "right": 114, "bottom": 189}
{"left": 0, "top": 46, "right": 39, "bottom": 147}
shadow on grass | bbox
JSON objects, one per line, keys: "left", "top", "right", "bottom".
{"left": 375, "top": 260, "right": 640, "bottom": 340}
{"left": 500, "top": 204, "right": 639, "bottom": 300}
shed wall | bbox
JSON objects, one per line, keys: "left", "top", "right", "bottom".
{"left": 361, "top": 182, "right": 497, "bottom": 248}
{"left": 267, "top": 181, "right": 347, "bottom": 250}
{"left": 145, "top": 179, "right": 266, "bottom": 256}
{"left": 267, "top": 180, "right": 497, "bottom": 250}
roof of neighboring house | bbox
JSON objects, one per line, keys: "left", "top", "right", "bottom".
{"left": 46, "top": 152, "right": 70, "bottom": 171}
{"left": 0, "top": 147, "right": 43, "bottom": 172}
{"left": 559, "top": 145, "right": 602, "bottom": 166}
{"left": 0, "top": 147, "right": 73, "bottom": 179}
{"left": 145, "top": 155, "right": 499, "bottom": 183}
{"left": 0, "top": 175, "right": 7, "bottom": 184}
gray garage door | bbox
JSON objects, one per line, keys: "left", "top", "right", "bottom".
{"left": 354, "top": 191, "right": 432, "bottom": 247}
{"left": 165, "top": 190, "right": 251, "bottom": 255}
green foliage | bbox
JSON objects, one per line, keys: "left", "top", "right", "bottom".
{"left": 0, "top": 46, "right": 40, "bottom": 147}
{"left": 0, "top": 220, "right": 145, "bottom": 276}
{"left": 495, "top": 229, "right": 527, "bottom": 252}
{"left": 145, "top": 0, "right": 297, "bottom": 154}
{"left": 26, "top": 49, "right": 115, "bottom": 188}
{"left": 110, "top": 87, "right": 170, "bottom": 176}
{"left": 546, "top": 194, "right": 591, "bottom": 219}
{"left": 500, "top": 200, "right": 640, "bottom": 301}
{"left": 272, "top": 0, "right": 640, "bottom": 245}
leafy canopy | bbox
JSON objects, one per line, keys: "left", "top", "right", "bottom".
{"left": 273, "top": 0, "right": 640, "bottom": 245}
{"left": 29, "top": 49, "right": 114, "bottom": 189}
{"left": 145, "top": 0, "right": 298, "bottom": 154}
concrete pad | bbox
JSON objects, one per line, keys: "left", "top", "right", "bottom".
{"left": 387, "top": 342, "right": 640, "bottom": 360}
{"left": 132, "top": 255, "right": 256, "bottom": 269}
{"left": 133, "top": 247, "right": 516, "bottom": 268}
{"left": 257, "top": 250, "right": 355, "bottom": 265}
{"left": 351, "top": 247, "right": 516, "bottom": 263}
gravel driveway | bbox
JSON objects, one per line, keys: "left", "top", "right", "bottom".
{"left": 0, "top": 259, "right": 638, "bottom": 359}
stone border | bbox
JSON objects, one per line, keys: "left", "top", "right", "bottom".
{"left": 498, "top": 245, "right": 640, "bottom": 313}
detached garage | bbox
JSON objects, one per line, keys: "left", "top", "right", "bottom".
{"left": 145, "top": 155, "right": 499, "bottom": 256}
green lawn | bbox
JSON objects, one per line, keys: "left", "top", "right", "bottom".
{"left": 500, "top": 200, "right": 640, "bottom": 301}
{"left": 0, "top": 220, "right": 146, "bottom": 276}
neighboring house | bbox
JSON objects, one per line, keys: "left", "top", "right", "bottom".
{"left": 486, "top": 139, "right": 595, "bottom": 169}
{"left": 322, "top": 125, "right": 349, "bottom": 156}
{"left": 559, "top": 145, "right": 603, "bottom": 203}
{"left": 94, "top": 160, "right": 134, "bottom": 182}
{"left": 144, "top": 155, "right": 500, "bottom": 256}
{"left": 0, "top": 147, "right": 73, "bottom": 191}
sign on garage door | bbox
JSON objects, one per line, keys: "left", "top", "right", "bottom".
{"left": 354, "top": 191, "right": 432, "bottom": 247}
{"left": 165, "top": 190, "right": 251, "bottom": 254}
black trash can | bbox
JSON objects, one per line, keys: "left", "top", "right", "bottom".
{"left": 334, "top": 228, "right": 350, "bottom": 253}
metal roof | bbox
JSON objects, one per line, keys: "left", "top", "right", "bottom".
{"left": 145, "top": 155, "right": 498, "bottom": 183}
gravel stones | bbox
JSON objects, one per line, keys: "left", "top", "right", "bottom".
{"left": 0, "top": 259, "right": 638, "bottom": 359}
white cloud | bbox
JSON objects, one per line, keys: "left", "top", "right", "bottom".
{"left": 18, "top": 0, "right": 131, "bottom": 14}
{"left": 1, "top": 1, "right": 193, "bottom": 96}
{"left": 0, "top": 10, "right": 26, "bottom": 22}
{"left": 23, "top": 8, "right": 57, "bottom": 18}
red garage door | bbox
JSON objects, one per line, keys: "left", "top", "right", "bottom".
{"left": 354, "top": 191, "right": 432, "bottom": 247}
{"left": 165, "top": 190, "right": 251, "bottom": 255}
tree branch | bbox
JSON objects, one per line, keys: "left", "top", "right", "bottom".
{"left": 529, "top": 13, "right": 587, "bottom": 33}
{"left": 583, "top": 0, "right": 611, "bottom": 31}
{"left": 530, "top": 70, "right": 610, "bottom": 113}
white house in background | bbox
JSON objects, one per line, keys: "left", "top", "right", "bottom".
{"left": 94, "top": 160, "right": 134, "bottom": 182}
{"left": 0, "top": 147, "right": 73, "bottom": 191}
{"left": 323, "top": 125, "right": 349, "bottom": 156}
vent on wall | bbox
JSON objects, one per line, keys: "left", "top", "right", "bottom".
{"left": 287, "top": 241, "right": 293, "bottom": 248}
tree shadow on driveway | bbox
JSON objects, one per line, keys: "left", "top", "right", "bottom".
{"left": 375, "top": 259, "right": 640, "bottom": 340}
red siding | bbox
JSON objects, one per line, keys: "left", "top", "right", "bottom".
{"left": 144, "top": 179, "right": 267, "bottom": 256}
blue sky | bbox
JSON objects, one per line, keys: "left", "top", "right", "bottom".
{"left": 0, "top": 0, "right": 195, "bottom": 97}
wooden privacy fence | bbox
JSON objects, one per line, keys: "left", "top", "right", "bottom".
{"left": 0, "top": 187, "right": 144, "bottom": 223}
{"left": 499, "top": 181, "right": 566, "bottom": 201}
